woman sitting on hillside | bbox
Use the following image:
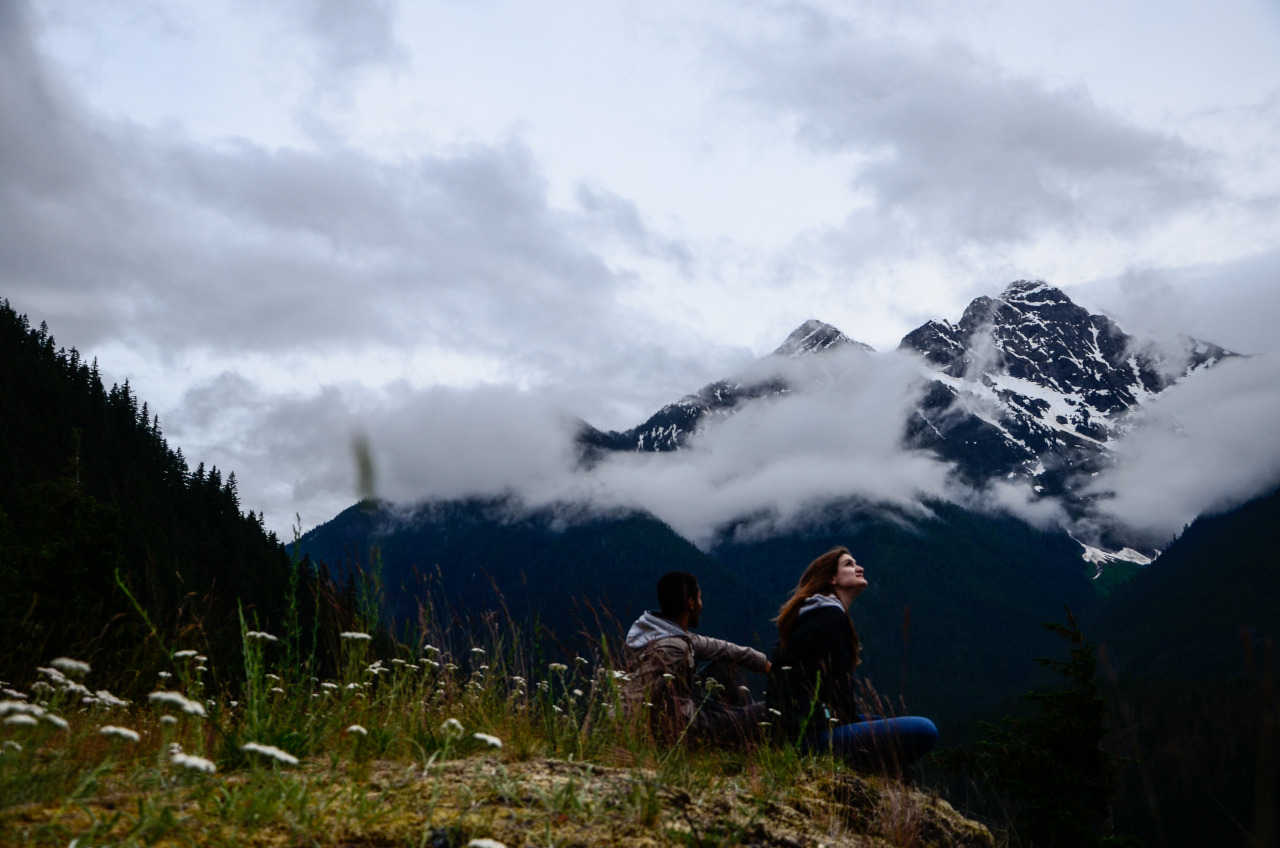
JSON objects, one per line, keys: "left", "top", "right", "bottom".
{"left": 766, "top": 546, "right": 938, "bottom": 775}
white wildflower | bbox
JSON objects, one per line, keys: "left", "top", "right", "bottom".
{"left": 440, "top": 718, "right": 464, "bottom": 739}
{"left": 2, "top": 741, "right": 21, "bottom": 752}
{"left": 4, "top": 687, "right": 31, "bottom": 698}
{"left": 423, "top": 644, "right": 439, "bottom": 654}
{"left": 345, "top": 683, "right": 360, "bottom": 690}
{"left": 244, "top": 631, "right": 278, "bottom": 643}
{"left": 196, "top": 656, "right": 208, "bottom": 662}
{"left": 0, "top": 700, "right": 41, "bottom": 718}
{"left": 242, "top": 742, "right": 300, "bottom": 765}
{"left": 50, "top": 657, "right": 91, "bottom": 677}
{"left": 467, "top": 839, "right": 509, "bottom": 848}
{"left": 662, "top": 673, "right": 675, "bottom": 682}
{"left": 148, "top": 691, "right": 206, "bottom": 717}
{"left": 41, "top": 713, "right": 69, "bottom": 730}
{"left": 3, "top": 715, "right": 37, "bottom": 727}
{"left": 339, "top": 631, "right": 372, "bottom": 641}
{"left": 35, "top": 667, "right": 67, "bottom": 684}
{"left": 269, "top": 687, "right": 285, "bottom": 694}
{"left": 160, "top": 716, "right": 178, "bottom": 725}
{"left": 265, "top": 673, "right": 281, "bottom": 681}
{"left": 390, "top": 658, "right": 405, "bottom": 665}
{"left": 95, "top": 690, "right": 129, "bottom": 708}
{"left": 574, "top": 656, "right": 588, "bottom": 666}
{"left": 320, "top": 682, "right": 339, "bottom": 690}
{"left": 548, "top": 663, "right": 568, "bottom": 673}
{"left": 473, "top": 732, "right": 502, "bottom": 748}
{"left": 610, "top": 670, "right": 630, "bottom": 681}
{"left": 100, "top": 725, "right": 141, "bottom": 743}
{"left": 572, "top": 689, "right": 583, "bottom": 698}
{"left": 169, "top": 745, "right": 217, "bottom": 774}
{"left": 195, "top": 666, "right": 208, "bottom": 673}
{"left": 173, "top": 650, "right": 198, "bottom": 659}
{"left": 470, "top": 647, "right": 485, "bottom": 654}
{"left": 157, "top": 671, "right": 172, "bottom": 679}
{"left": 65, "top": 682, "right": 91, "bottom": 697}
{"left": 345, "top": 724, "right": 368, "bottom": 736}
{"left": 768, "top": 708, "right": 782, "bottom": 717}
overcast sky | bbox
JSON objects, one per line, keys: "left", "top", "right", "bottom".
{"left": 4, "top": 0, "right": 1279, "bottom": 543}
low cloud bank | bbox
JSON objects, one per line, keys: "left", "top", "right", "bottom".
{"left": 1084, "top": 353, "right": 1280, "bottom": 543}
{"left": 173, "top": 345, "right": 1280, "bottom": 551}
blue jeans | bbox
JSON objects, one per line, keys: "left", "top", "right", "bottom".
{"left": 801, "top": 714, "right": 938, "bottom": 772}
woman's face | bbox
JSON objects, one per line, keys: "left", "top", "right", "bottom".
{"left": 831, "top": 553, "right": 868, "bottom": 600}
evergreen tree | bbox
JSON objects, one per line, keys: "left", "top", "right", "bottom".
{"left": 940, "top": 609, "right": 1137, "bottom": 847}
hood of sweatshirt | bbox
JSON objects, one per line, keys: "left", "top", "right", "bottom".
{"left": 625, "top": 611, "right": 689, "bottom": 650}
{"left": 797, "top": 593, "right": 847, "bottom": 617}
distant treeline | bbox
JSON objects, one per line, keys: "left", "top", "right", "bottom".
{"left": 0, "top": 299, "right": 342, "bottom": 689}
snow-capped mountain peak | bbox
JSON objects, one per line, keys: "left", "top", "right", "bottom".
{"left": 774, "top": 319, "right": 874, "bottom": 357}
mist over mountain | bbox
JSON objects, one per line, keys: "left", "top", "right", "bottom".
{"left": 575, "top": 280, "right": 1241, "bottom": 551}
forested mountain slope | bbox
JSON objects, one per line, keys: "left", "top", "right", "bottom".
{"left": 0, "top": 299, "right": 292, "bottom": 682}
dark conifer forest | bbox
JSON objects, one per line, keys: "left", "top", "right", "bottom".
{"left": 0, "top": 299, "right": 299, "bottom": 687}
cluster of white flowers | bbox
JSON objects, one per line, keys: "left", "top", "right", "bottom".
{"left": 548, "top": 663, "right": 568, "bottom": 673}
{"left": 169, "top": 743, "right": 217, "bottom": 774}
{"left": 148, "top": 690, "right": 207, "bottom": 717}
{"left": 610, "top": 670, "right": 631, "bottom": 681}
{"left": 35, "top": 666, "right": 92, "bottom": 698}
{"left": 100, "top": 725, "right": 141, "bottom": 743}
{"left": 466, "top": 839, "right": 509, "bottom": 848}
{"left": 440, "top": 718, "right": 464, "bottom": 739}
{"left": 339, "top": 631, "right": 372, "bottom": 641}
{"left": 473, "top": 732, "right": 502, "bottom": 749}
{"left": 172, "top": 650, "right": 199, "bottom": 659}
{"left": 50, "top": 657, "right": 91, "bottom": 677}
{"left": 84, "top": 689, "right": 130, "bottom": 709}
{"left": 242, "top": 742, "right": 300, "bottom": 765}
{"left": 345, "top": 724, "right": 368, "bottom": 737}
{"left": 1, "top": 699, "right": 68, "bottom": 730}
{"left": 244, "top": 631, "right": 278, "bottom": 643}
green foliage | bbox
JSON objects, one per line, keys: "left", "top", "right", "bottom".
{"left": 939, "top": 609, "right": 1129, "bottom": 847}
{"left": 0, "top": 299, "right": 295, "bottom": 689}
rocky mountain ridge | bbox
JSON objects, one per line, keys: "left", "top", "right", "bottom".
{"left": 577, "top": 280, "right": 1236, "bottom": 547}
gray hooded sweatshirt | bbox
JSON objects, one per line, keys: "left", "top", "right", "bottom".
{"left": 622, "top": 611, "right": 767, "bottom": 724}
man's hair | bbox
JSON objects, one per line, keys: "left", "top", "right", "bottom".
{"left": 656, "top": 571, "right": 699, "bottom": 619}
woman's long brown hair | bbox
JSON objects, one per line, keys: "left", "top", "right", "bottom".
{"left": 774, "top": 546, "right": 858, "bottom": 652}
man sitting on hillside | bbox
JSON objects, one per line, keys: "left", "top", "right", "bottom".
{"left": 622, "top": 570, "right": 770, "bottom": 745}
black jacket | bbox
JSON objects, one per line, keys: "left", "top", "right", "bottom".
{"left": 766, "top": 604, "right": 860, "bottom": 738}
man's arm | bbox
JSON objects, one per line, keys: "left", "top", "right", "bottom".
{"left": 688, "top": 632, "right": 769, "bottom": 674}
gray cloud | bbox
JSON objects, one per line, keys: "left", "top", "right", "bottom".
{"left": 1076, "top": 246, "right": 1280, "bottom": 357}
{"left": 0, "top": 0, "right": 710, "bottom": 404}
{"left": 297, "top": 0, "right": 405, "bottom": 77}
{"left": 711, "top": 3, "right": 1215, "bottom": 246}
{"left": 176, "top": 346, "right": 957, "bottom": 543}
{"left": 1084, "top": 353, "right": 1280, "bottom": 543}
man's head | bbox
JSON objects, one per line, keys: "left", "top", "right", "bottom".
{"left": 656, "top": 570, "right": 701, "bottom": 629}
